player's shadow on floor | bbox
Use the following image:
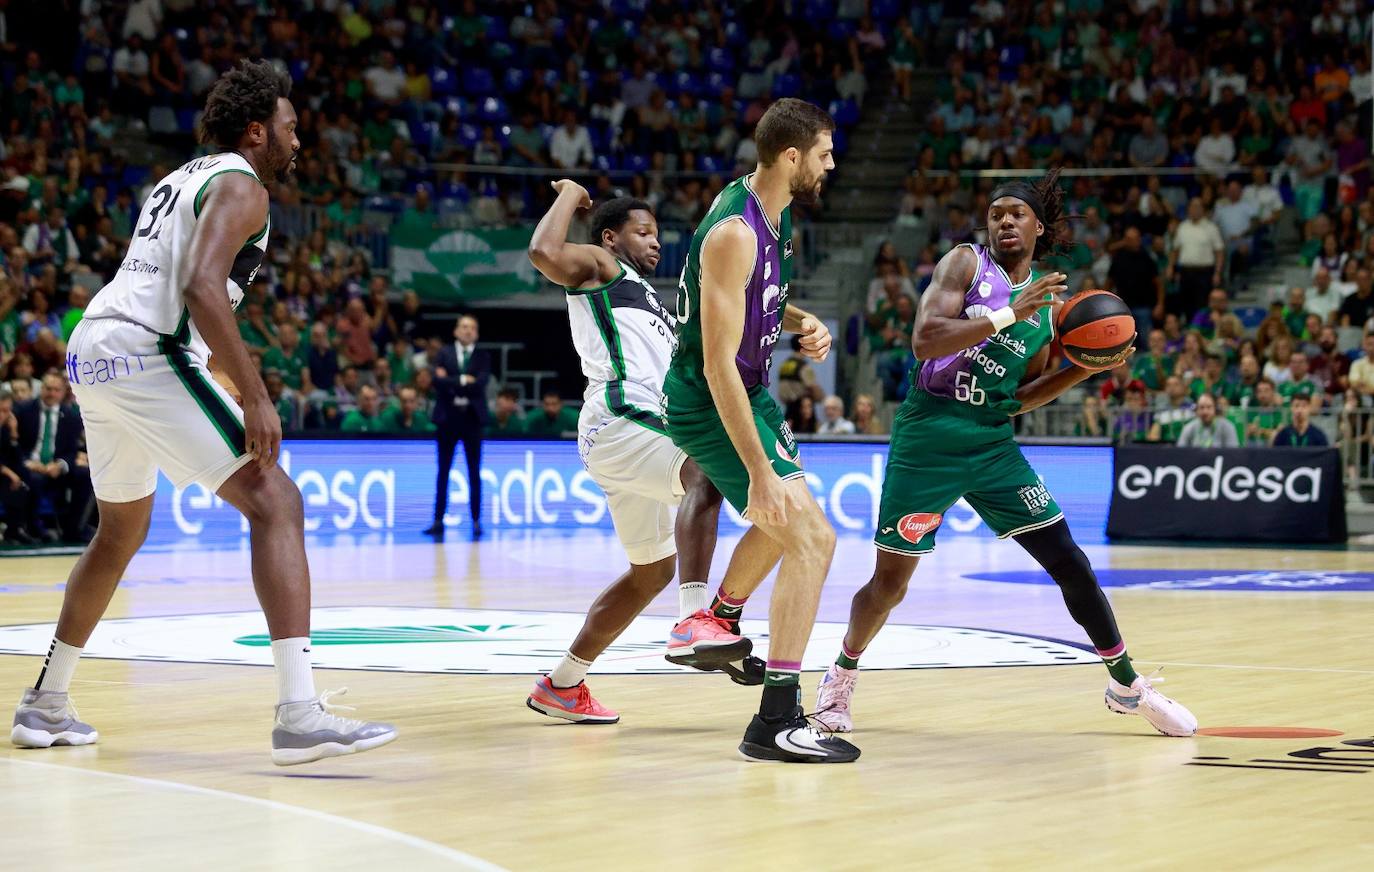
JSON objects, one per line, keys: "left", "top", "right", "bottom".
{"left": 269, "top": 772, "right": 376, "bottom": 779}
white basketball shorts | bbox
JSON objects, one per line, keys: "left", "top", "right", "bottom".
{"left": 577, "top": 411, "right": 686, "bottom": 565}
{"left": 66, "top": 317, "right": 252, "bottom": 503}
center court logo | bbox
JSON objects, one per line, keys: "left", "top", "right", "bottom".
{"left": 0, "top": 607, "right": 1098, "bottom": 674}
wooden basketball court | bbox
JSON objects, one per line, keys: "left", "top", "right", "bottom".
{"left": 1, "top": 531, "right": 1371, "bottom": 869}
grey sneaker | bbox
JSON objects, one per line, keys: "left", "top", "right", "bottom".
{"left": 12, "top": 688, "right": 99, "bottom": 748}
{"left": 271, "top": 688, "right": 398, "bottom": 766}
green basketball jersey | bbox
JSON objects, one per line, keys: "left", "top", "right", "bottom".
{"left": 665, "top": 175, "right": 793, "bottom": 405}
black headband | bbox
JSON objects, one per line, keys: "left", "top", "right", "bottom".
{"left": 989, "top": 182, "right": 1044, "bottom": 223}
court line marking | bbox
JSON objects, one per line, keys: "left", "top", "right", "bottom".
{"left": 1136, "top": 660, "right": 1374, "bottom": 676}
{"left": 0, "top": 757, "right": 508, "bottom": 871}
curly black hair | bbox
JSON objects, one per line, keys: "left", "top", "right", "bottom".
{"left": 197, "top": 60, "right": 292, "bottom": 150}
{"left": 985, "top": 167, "right": 1073, "bottom": 260}
{"left": 590, "top": 197, "right": 653, "bottom": 245}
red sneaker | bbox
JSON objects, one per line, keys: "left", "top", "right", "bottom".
{"left": 526, "top": 676, "right": 619, "bottom": 724}
{"left": 665, "top": 609, "right": 753, "bottom": 670}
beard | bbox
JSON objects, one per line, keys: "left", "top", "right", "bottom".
{"left": 266, "top": 125, "right": 295, "bottom": 183}
{"left": 789, "top": 169, "right": 826, "bottom": 207}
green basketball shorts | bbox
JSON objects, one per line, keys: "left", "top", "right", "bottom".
{"left": 665, "top": 383, "right": 803, "bottom": 513}
{"left": 874, "top": 392, "right": 1063, "bottom": 555}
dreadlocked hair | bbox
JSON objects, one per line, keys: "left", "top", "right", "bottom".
{"left": 198, "top": 60, "right": 292, "bottom": 151}
{"left": 1029, "top": 167, "right": 1070, "bottom": 260}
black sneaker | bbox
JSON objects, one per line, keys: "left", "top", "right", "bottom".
{"left": 738, "top": 706, "right": 861, "bottom": 763}
{"left": 721, "top": 655, "right": 765, "bottom": 686}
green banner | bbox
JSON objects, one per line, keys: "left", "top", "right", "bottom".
{"left": 389, "top": 221, "right": 540, "bottom": 302}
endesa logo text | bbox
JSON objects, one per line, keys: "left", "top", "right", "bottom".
{"left": 145, "top": 440, "right": 1114, "bottom": 547}
{"left": 1116, "top": 456, "right": 1323, "bottom": 504}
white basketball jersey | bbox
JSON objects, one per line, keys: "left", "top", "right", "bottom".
{"left": 565, "top": 260, "right": 677, "bottom": 427}
{"left": 84, "top": 151, "right": 269, "bottom": 364}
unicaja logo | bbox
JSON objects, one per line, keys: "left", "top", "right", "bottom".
{"left": 1117, "top": 457, "right": 1322, "bottom": 503}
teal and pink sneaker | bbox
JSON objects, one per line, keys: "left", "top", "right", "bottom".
{"left": 526, "top": 676, "right": 619, "bottom": 724}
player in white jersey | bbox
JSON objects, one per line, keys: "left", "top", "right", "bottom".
{"left": 10, "top": 61, "right": 397, "bottom": 764}
{"left": 522, "top": 180, "right": 760, "bottom": 723}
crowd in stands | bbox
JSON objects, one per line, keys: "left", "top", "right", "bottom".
{"left": 860, "top": 0, "right": 1373, "bottom": 462}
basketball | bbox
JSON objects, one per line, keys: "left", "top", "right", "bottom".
{"left": 1055, "top": 289, "right": 1136, "bottom": 371}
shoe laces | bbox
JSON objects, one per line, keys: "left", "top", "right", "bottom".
{"left": 798, "top": 710, "right": 841, "bottom": 740}
{"left": 303, "top": 687, "right": 365, "bottom": 730}
{"left": 695, "top": 609, "right": 737, "bottom": 635}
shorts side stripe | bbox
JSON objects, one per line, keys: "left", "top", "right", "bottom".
{"left": 158, "top": 338, "right": 245, "bottom": 457}
{"left": 998, "top": 512, "right": 1066, "bottom": 540}
{"left": 874, "top": 541, "right": 935, "bottom": 557}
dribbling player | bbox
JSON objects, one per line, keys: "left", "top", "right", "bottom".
{"left": 9, "top": 61, "right": 397, "bottom": 765}
{"left": 524, "top": 180, "right": 760, "bottom": 723}
{"left": 665, "top": 98, "right": 860, "bottom": 763}
{"left": 815, "top": 171, "right": 1197, "bottom": 738}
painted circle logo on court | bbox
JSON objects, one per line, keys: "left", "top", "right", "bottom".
{"left": 0, "top": 607, "right": 1097, "bottom": 674}
{"left": 897, "top": 512, "right": 943, "bottom": 544}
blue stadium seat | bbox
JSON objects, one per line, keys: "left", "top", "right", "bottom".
{"left": 999, "top": 45, "right": 1027, "bottom": 70}
{"left": 698, "top": 155, "right": 723, "bottom": 174}
{"left": 479, "top": 97, "right": 509, "bottom": 123}
{"left": 706, "top": 46, "right": 735, "bottom": 73}
{"left": 431, "top": 67, "right": 456, "bottom": 97}
{"left": 592, "top": 154, "right": 617, "bottom": 173}
{"left": 459, "top": 123, "right": 481, "bottom": 148}
{"left": 829, "top": 99, "right": 859, "bottom": 127}
{"left": 724, "top": 21, "right": 745, "bottom": 46}
{"left": 463, "top": 67, "right": 495, "bottom": 97}
{"left": 803, "top": 0, "right": 836, "bottom": 22}
{"left": 483, "top": 15, "right": 509, "bottom": 42}
{"left": 706, "top": 72, "right": 730, "bottom": 94}
{"left": 772, "top": 74, "right": 802, "bottom": 98}
{"left": 828, "top": 21, "right": 856, "bottom": 41}
{"left": 624, "top": 154, "right": 651, "bottom": 173}
{"left": 674, "top": 71, "right": 703, "bottom": 97}
{"left": 870, "top": 0, "right": 903, "bottom": 21}
{"left": 1234, "top": 306, "right": 1267, "bottom": 329}
{"left": 175, "top": 109, "right": 198, "bottom": 132}
{"left": 503, "top": 68, "right": 527, "bottom": 94}
{"left": 444, "top": 96, "right": 470, "bottom": 118}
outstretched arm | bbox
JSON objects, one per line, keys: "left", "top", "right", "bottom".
{"left": 528, "top": 179, "right": 619, "bottom": 289}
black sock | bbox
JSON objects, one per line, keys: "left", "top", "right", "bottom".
{"left": 759, "top": 661, "right": 801, "bottom": 721}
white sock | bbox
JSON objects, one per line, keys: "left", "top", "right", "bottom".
{"left": 36, "top": 639, "right": 82, "bottom": 693}
{"left": 271, "top": 637, "right": 317, "bottom": 706}
{"left": 678, "top": 581, "right": 710, "bottom": 620}
{"left": 549, "top": 652, "right": 592, "bottom": 688}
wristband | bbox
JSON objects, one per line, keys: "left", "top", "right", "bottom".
{"left": 988, "top": 306, "right": 1016, "bottom": 332}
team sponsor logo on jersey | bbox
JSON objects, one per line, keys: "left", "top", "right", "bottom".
{"left": 988, "top": 331, "right": 1029, "bottom": 358}
{"left": 977, "top": 280, "right": 993, "bottom": 298}
{"left": 783, "top": 239, "right": 793, "bottom": 259}
{"left": 763, "top": 283, "right": 782, "bottom": 315}
{"left": 1016, "top": 480, "right": 1053, "bottom": 516}
{"left": 764, "top": 259, "right": 773, "bottom": 281}
{"left": 896, "top": 512, "right": 943, "bottom": 543}
{"left": 0, "top": 607, "right": 1099, "bottom": 673}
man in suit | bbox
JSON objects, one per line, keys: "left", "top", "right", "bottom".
{"left": 425, "top": 314, "right": 491, "bottom": 539}
{"left": 17, "top": 372, "right": 93, "bottom": 541}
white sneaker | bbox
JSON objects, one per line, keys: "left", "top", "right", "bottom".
{"left": 11, "top": 688, "right": 99, "bottom": 748}
{"left": 814, "top": 663, "right": 858, "bottom": 732}
{"left": 1105, "top": 674, "right": 1197, "bottom": 737}
{"left": 271, "top": 688, "right": 398, "bottom": 765}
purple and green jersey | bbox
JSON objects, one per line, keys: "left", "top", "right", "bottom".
{"left": 910, "top": 243, "right": 1054, "bottom": 420}
{"left": 664, "top": 174, "right": 794, "bottom": 403}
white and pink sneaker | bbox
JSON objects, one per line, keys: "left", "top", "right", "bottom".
{"left": 1105, "top": 674, "right": 1197, "bottom": 736}
{"left": 814, "top": 663, "right": 858, "bottom": 732}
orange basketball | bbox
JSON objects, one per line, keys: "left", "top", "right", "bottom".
{"left": 1055, "top": 289, "right": 1136, "bottom": 371}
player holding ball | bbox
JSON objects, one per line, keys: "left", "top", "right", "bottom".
{"left": 815, "top": 169, "right": 1198, "bottom": 737}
